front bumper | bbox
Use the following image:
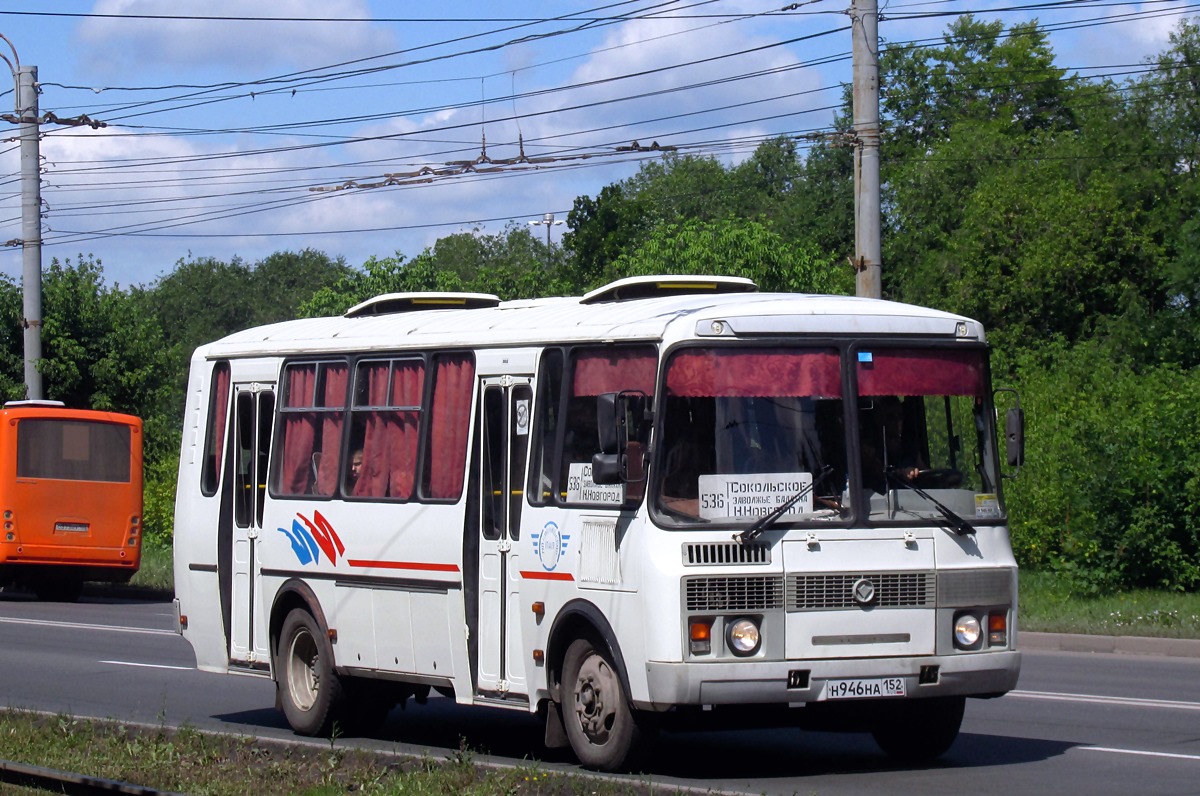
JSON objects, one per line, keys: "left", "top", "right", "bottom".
{"left": 641, "top": 650, "right": 1020, "bottom": 709}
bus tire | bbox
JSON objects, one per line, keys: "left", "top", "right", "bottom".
{"left": 276, "top": 608, "right": 346, "bottom": 737}
{"left": 561, "top": 636, "right": 642, "bottom": 772}
{"left": 871, "top": 695, "right": 965, "bottom": 763}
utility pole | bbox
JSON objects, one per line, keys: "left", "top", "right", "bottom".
{"left": 851, "top": 0, "right": 882, "bottom": 299}
{"left": 16, "top": 63, "right": 42, "bottom": 399}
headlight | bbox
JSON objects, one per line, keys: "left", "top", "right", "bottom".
{"left": 726, "top": 617, "right": 761, "bottom": 656}
{"left": 954, "top": 613, "right": 982, "bottom": 648}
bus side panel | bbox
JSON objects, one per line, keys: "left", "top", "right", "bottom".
{"left": 256, "top": 500, "right": 468, "bottom": 687}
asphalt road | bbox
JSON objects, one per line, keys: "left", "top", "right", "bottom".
{"left": 1, "top": 590, "right": 1198, "bottom": 795}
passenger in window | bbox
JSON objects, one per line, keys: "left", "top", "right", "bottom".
{"left": 346, "top": 448, "right": 363, "bottom": 493}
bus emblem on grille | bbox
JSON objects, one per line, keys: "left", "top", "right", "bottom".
{"left": 852, "top": 578, "right": 876, "bottom": 606}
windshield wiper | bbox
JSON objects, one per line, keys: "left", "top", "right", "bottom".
{"left": 738, "top": 465, "right": 833, "bottom": 545}
{"left": 886, "top": 468, "right": 974, "bottom": 536}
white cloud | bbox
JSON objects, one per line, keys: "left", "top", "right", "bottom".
{"left": 74, "top": 0, "right": 396, "bottom": 81}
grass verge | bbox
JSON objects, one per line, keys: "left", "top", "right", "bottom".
{"left": 0, "top": 711, "right": 654, "bottom": 796}
{"left": 128, "top": 542, "right": 173, "bottom": 591}
{"left": 1019, "top": 569, "right": 1200, "bottom": 639}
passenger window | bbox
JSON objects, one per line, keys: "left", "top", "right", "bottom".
{"left": 533, "top": 345, "right": 656, "bottom": 508}
{"left": 274, "top": 361, "right": 348, "bottom": 497}
{"left": 346, "top": 358, "right": 424, "bottom": 500}
{"left": 422, "top": 352, "right": 475, "bottom": 501}
{"left": 201, "top": 362, "right": 230, "bottom": 496}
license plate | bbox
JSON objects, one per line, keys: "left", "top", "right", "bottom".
{"left": 54, "top": 522, "right": 89, "bottom": 533}
{"left": 823, "top": 677, "right": 906, "bottom": 700}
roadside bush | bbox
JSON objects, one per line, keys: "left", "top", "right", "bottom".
{"left": 142, "top": 456, "right": 178, "bottom": 550}
{"left": 1004, "top": 340, "right": 1200, "bottom": 592}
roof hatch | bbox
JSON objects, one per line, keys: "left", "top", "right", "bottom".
{"left": 344, "top": 292, "right": 501, "bottom": 318}
{"left": 580, "top": 275, "right": 757, "bottom": 304}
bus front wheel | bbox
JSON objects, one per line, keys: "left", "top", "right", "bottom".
{"left": 276, "top": 608, "right": 346, "bottom": 737}
{"left": 871, "top": 695, "right": 965, "bottom": 762}
{"left": 561, "top": 636, "right": 642, "bottom": 772}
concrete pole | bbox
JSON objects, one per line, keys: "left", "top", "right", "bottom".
{"left": 851, "top": 0, "right": 882, "bottom": 299}
{"left": 17, "top": 64, "right": 42, "bottom": 399}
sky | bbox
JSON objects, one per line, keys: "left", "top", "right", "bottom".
{"left": 0, "top": 0, "right": 1194, "bottom": 289}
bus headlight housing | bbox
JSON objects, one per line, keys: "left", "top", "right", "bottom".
{"left": 953, "top": 612, "right": 982, "bottom": 649}
{"left": 726, "top": 617, "right": 762, "bottom": 657}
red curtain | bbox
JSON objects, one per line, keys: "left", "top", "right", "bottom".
{"left": 353, "top": 359, "right": 424, "bottom": 499}
{"left": 572, "top": 347, "right": 657, "bottom": 396}
{"left": 856, "top": 349, "right": 984, "bottom": 397}
{"left": 666, "top": 349, "right": 842, "bottom": 398}
{"left": 388, "top": 360, "right": 423, "bottom": 499}
{"left": 205, "top": 362, "right": 230, "bottom": 491}
{"left": 315, "top": 364, "right": 347, "bottom": 496}
{"left": 427, "top": 353, "right": 474, "bottom": 499}
{"left": 279, "top": 365, "right": 317, "bottom": 494}
{"left": 354, "top": 362, "right": 392, "bottom": 498}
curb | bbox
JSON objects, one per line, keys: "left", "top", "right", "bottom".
{"left": 1022, "top": 631, "right": 1200, "bottom": 659}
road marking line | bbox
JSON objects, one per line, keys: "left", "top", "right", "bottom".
{"left": 0, "top": 616, "right": 176, "bottom": 636}
{"left": 99, "top": 660, "right": 193, "bottom": 671}
{"left": 1080, "top": 746, "right": 1200, "bottom": 762}
{"left": 1010, "top": 690, "right": 1200, "bottom": 711}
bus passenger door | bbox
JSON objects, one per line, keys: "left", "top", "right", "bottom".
{"left": 228, "top": 383, "right": 275, "bottom": 665}
{"left": 475, "top": 377, "right": 532, "bottom": 698}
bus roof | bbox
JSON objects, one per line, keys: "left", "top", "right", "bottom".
{"left": 195, "top": 277, "right": 984, "bottom": 361}
{"left": 0, "top": 402, "right": 143, "bottom": 425}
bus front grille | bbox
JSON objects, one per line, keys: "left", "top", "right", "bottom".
{"left": 684, "top": 575, "right": 785, "bottom": 612}
{"left": 787, "top": 572, "right": 935, "bottom": 611}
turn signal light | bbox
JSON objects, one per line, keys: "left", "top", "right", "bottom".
{"left": 988, "top": 612, "right": 1008, "bottom": 646}
{"left": 689, "top": 620, "right": 713, "bottom": 655}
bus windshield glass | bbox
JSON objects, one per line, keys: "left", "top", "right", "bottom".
{"left": 654, "top": 347, "right": 847, "bottom": 525}
{"left": 653, "top": 345, "right": 1002, "bottom": 528}
{"left": 854, "top": 347, "right": 1001, "bottom": 526}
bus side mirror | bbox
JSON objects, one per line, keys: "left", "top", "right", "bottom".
{"left": 1005, "top": 407, "right": 1025, "bottom": 468}
{"left": 591, "top": 442, "right": 647, "bottom": 486}
{"left": 591, "top": 452, "right": 623, "bottom": 484}
{"left": 594, "top": 391, "right": 649, "bottom": 484}
{"left": 596, "top": 392, "right": 620, "bottom": 455}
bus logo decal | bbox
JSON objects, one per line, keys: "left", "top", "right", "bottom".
{"left": 532, "top": 521, "right": 570, "bottom": 571}
{"left": 278, "top": 510, "right": 345, "bottom": 567}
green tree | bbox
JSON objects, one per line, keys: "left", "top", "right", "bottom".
{"left": 608, "top": 217, "right": 852, "bottom": 295}
{"left": 1006, "top": 340, "right": 1200, "bottom": 591}
{"left": 37, "top": 256, "right": 177, "bottom": 463}
{"left": 566, "top": 138, "right": 846, "bottom": 290}
{"left": 563, "top": 184, "right": 650, "bottom": 289}
{"left": 0, "top": 276, "right": 29, "bottom": 401}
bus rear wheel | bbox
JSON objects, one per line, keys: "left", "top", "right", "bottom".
{"left": 561, "top": 637, "right": 643, "bottom": 772}
{"left": 276, "top": 608, "right": 346, "bottom": 737}
{"left": 871, "top": 696, "right": 965, "bottom": 762}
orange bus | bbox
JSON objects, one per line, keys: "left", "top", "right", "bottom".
{"left": 0, "top": 401, "right": 143, "bottom": 601}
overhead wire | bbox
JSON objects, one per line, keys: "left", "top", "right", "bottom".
{"left": 4, "top": 0, "right": 1196, "bottom": 251}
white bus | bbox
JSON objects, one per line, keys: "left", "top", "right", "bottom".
{"left": 173, "top": 275, "right": 1023, "bottom": 771}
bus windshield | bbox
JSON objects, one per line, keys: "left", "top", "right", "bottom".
{"left": 854, "top": 347, "right": 1001, "bottom": 526}
{"left": 652, "top": 345, "right": 1002, "bottom": 528}
{"left": 654, "top": 346, "right": 847, "bottom": 525}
